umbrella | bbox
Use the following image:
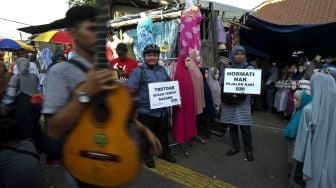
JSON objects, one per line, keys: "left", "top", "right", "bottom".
{"left": 0, "top": 39, "right": 35, "bottom": 51}
{"left": 33, "top": 30, "right": 73, "bottom": 44}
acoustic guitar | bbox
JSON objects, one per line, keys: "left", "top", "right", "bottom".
{"left": 62, "top": 0, "right": 140, "bottom": 187}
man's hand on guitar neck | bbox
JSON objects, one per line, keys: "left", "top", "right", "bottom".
{"left": 78, "top": 65, "right": 118, "bottom": 97}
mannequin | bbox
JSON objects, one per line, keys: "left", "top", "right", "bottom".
{"left": 173, "top": 53, "right": 197, "bottom": 144}
{"left": 189, "top": 49, "right": 205, "bottom": 115}
{"left": 200, "top": 67, "right": 215, "bottom": 138}
{"left": 111, "top": 35, "right": 121, "bottom": 59}
{"left": 122, "top": 33, "right": 136, "bottom": 59}
{"left": 188, "top": 49, "right": 205, "bottom": 137}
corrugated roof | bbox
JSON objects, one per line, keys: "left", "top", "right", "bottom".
{"left": 254, "top": 0, "right": 336, "bottom": 25}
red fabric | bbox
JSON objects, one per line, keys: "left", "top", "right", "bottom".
{"left": 31, "top": 93, "right": 44, "bottom": 105}
{"left": 172, "top": 54, "right": 197, "bottom": 144}
{"left": 109, "top": 57, "right": 138, "bottom": 78}
{"left": 64, "top": 47, "right": 73, "bottom": 59}
{"left": 106, "top": 46, "right": 114, "bottom": 62}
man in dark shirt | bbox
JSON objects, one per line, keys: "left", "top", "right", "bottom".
{"left": 0, "top": 118, "right": 45, "bottom": 188}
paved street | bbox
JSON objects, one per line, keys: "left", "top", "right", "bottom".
{"left": 42, "top": 111, "right": 290, "bottom": 188}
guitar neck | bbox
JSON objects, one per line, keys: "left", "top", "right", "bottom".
{"left": 95, "top": 0, "right": 109, "bottom": 70}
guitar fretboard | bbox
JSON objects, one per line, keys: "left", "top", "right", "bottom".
{"left": 95, "top": 0, "right": 109, "bottom": 71}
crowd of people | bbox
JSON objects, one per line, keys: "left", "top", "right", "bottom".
{"left": 0, "top": 4, "right": 336, "bottom": 188}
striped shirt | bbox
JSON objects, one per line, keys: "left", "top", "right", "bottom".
{"left": 42, "top": 54, "right": 91, "bottom": 114}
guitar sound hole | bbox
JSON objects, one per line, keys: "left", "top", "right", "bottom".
{"left": 92, "top": 94, "right": 110, "bottom": 124}
{"left": 93, "top": 103, "right": 109, "bottom": 123}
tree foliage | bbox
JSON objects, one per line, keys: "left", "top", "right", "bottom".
{"left": 68, "top": 0, "right": 96, "bottom": 7}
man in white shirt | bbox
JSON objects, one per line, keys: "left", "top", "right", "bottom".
{"left": 13, "top": 61, "right": 39, "bottom": 76}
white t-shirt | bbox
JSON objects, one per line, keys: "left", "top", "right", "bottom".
{"left": 14, "top": 62, "right": 39, "bottom": 76}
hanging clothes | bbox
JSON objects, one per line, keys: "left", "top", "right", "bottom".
{"left": 137, "top": 15, "right": 154, "bottom": 61}
{"left": 127, "top": 19, "right": 178, "bottom": 61}
{"left": 188, "top": 49, "right": 205, "bottom": 115}
{"left": 217, "top": 16, "right": 226, "bottom": 51}
{"left": 179, "top": 6, "right": 202, "bottom": 55}
{"left": 278, "top": 88, "right": 289, "bottom": 112}
{"left": 294, "top": 73, "right": 336, "bottom": 188}
{"left": 172, "top": 54, "right": 197, "bottom": 144}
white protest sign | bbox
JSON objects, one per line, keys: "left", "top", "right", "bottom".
{"left": 223, "top": 68, "right": 262, "bottom": 94}
{"left": 148, "top": 81, "right": 181, "bottom": 109}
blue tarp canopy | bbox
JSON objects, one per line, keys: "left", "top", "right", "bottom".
{"left": 240, "top": 15, "right": 336, "bottom": 59}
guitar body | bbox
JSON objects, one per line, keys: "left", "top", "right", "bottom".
{"left": 63, "top": 85, "right": 140, "bottom": 187}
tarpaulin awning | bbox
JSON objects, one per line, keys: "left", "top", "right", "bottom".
{"left": 18, "top": 19, "right": 66, "bottom": 34}
{"left": 240, "top": 15, "right": 336, "bottom": 59}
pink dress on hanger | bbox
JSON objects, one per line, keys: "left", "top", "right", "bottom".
{"left": 173, "top": 54, "right": 197, "bottom": 144}
{"left": 189, "top": 49, "right": 205, "bottom": 115}
{"left": 179, "top": 6, "right": 202, "bottom": 56}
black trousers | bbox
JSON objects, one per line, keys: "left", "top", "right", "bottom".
{"left": 228, "top": 124, "right": 253, "bottom": 152}
{"left": 137, "top": 114, "right": 169, "bottom": 159}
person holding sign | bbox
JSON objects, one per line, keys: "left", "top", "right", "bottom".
{"left": 220, "top": 45, "right": 254, "bottom": 161}
{"left": 128, "top": 44, "right": 176, "bottom": 168}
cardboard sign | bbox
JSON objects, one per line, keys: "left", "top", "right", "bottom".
{"left": 223, "top": 68, "right": 262, "bottom": 94}
{"left": 148, "top": 81, "right": 181, "bottom": 109}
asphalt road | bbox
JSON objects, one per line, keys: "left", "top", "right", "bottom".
{"left": 42, "top": 111, "right": 290, "bottom": 188}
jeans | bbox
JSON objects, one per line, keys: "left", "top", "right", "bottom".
{"left": 228, "top": 124, "right": 253, "bottom": 152}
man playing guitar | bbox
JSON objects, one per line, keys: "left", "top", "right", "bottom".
{"left": 43, "top": 5, "right": 162, "bottom": 187}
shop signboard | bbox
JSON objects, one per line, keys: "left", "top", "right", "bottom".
{"left": 148, "top": 81, "right": 181, "bottom": 109}
{"left": 223, "top": 68, "right": 262, "bottom": 94}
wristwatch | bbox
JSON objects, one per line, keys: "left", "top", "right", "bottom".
{"left": 77, "top": 92, "right": 90, "bottom": 104}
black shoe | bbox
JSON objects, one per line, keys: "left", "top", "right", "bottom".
{"left": 226, "top": 149, "right": 240, "bottom": 156}
{"left": 159, "top": 153, "right": 176, "bottom": 163}
{"left": 245, "top": 151, "right": 254, "bottom": 161}
{"left": 145, "top": 158, "right": 155, "bottom": 168}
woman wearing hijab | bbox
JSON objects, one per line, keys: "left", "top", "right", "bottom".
{"left": 173, "top": 54, "right": 197, "bottom": 144}
{"left": 188, "top": 49, "right": 206, "bottom": 135}
{"left": 200, "top": 67, "right": 215, "bottom": 138}
{"left": 220, "top": 45, "right": 254, "bottom": 161}
{"left": 1, "top": 57, "right": 41, "bottom": 150}
{"left": 294, "top": 73, "right": 336, "bottom": 188}
{"left": 0, "top": 62, "right": 9, "bottom": 102}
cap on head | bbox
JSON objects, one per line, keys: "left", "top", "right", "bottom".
{"left": 65, "top": 5, "right": 97, "bottom": 28}
{"left": 143, "top": 44, "right": 160, "bottom": 56}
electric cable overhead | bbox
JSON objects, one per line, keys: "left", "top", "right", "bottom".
{"left": 0, "top": 17, "right": 32, "bottom": 26}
